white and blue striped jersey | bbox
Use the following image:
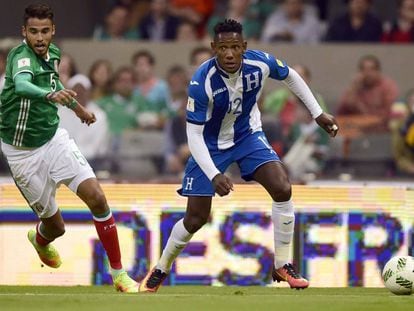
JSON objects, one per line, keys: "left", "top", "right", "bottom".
{"left": 187, "top": 49, "right": 289, "bottom": 151}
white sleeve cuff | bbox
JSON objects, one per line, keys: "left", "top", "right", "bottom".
{"left": 187, "top": 122, "right": 220, "bottom": 181}
{"left": 283, "top": 67, "right": 323, "bottom": 119}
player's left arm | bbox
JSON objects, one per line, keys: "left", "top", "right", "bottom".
{"left": 283, "top": 67, "right": 339, "bottom": 137}
{"left": 54, "top": 80, "right": 96, "bottom": 125}
{"left": 254, "top": 50, "right": 338, "bottom": 136}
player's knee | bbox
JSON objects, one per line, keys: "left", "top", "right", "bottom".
{"left": 86, "top": 190, "right": 108, "bottom": 214}
{"left": 184, "top": 216, "right": 208, "bottom": 233}
{"left": 270, "top": 182, "right": 292, "bottom": 202}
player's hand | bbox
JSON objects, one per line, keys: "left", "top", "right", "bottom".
{"left": 47, "top": 89, "right": 77, "bottom": 105}
{"left": 212, "top": 173, "right": 233, "bottom": 197}
{"left": 315, "top": 112, "right": 339, "bottom": 137}
{"left": 75, "top": 108, "right": 96, "bottom": 126}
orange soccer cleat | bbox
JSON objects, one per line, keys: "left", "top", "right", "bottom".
{"left": 272, "top": 263, "right": 309, "bottom": 289}
{"left": 139, "top": 267, "right": 168, "bottom": 293}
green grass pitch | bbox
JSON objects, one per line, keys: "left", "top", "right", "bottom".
{"left": 0, "top": 286, "right": 413, "bottom": 311}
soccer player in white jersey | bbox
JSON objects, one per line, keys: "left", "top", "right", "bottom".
{"left": 140, "top": 19, "right": 339, "bottom": 292}
{"left": 0, "top": 4, "right": 138, "bottom": 293}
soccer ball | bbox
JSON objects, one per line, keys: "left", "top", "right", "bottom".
{"left": 382, "top": 256, "right": 414, "bottom": 295}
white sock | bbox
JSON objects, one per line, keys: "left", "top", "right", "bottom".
{"left": 157, "top": 219, "right": 193, "bottom": 273}
{"left": 111, "top": 268, "right": 125, "bottom": 279}
{"left": 272, "top": 200, "right": 295, "bottom": 269}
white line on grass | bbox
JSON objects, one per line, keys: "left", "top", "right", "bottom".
{"left": 0, "top": 293, "right": 400, "bottom": 298}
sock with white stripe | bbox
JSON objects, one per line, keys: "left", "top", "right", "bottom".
{"left": 93, "top": 210, "right": 122, "bottom": 270}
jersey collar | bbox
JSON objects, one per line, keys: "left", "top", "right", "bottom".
{"left": 214, "top": 58, "right": 242, "bottom": 79}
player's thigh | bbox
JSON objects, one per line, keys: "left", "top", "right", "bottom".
{"left": 48, "top": 129, "right": 96, "bottom": 192}
{"left": 237, "top": 132, "right": 281, "bottom": 181}
{"left": 6, "top": 150, "right": 59, "bottom": 218}
{"left": 253, "top": 161, "right": 292, "bottom": 202}
{"left": 183, "top": 196, "right": 212, "bottom": 233}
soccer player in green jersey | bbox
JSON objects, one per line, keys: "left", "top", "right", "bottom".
{"left": 0, "top": 3, "right": 138, "bottom": 293}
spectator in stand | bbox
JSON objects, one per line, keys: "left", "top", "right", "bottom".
{"left": 131, "top": 50, "right": 171, "bottom": 129}
{"left": 58, "top": 53, "right": 77, "bottom": 87}
{"left": 207, "top": 0, "right": 262, "bottom": 40}
{"left": 139, "top": 0, "right": 181, "bottom": 41}
{"left": 0, "top": 49, "right": 7, "bottom": 92}
{"left": 264, "top": 64, "right": 328, "bottom": 137}
{"left": 176, "top": 21, "right": 198, "bottom": 42}
{"left": 261, "top": 0, "right": 323, "bottom": 44}
{"left": 189, "top": 45, "right": 213, "bottom": 75}
{"left": 337, "top": 55, "right": 399, "bottom": 132}
{"left": 88, "top": 59, "right": 113, "bottom": 101}
{"left": 169, "top": 0, "right": 215, "bottom": 37}
{"left": 283, "top": 102, "right": 330, "bottom": 183}
{"left": 163, "top": 92, "right": 189, "bottom": 176}
{"left": 116, "top": 0, "right": 151, "bottom": 30}
{"left": 93, "top": 5, "right": 139, "bottom": 40}
{"left": 97, "top": 66, "right": 147, "bottom": 171}
{"left": 166, "top": 65, "right": 188, "bottom": 112}
{"left": 325, "top": 0, "right": 382, "bottom": 42}
{"left": 391, "top": 89, "right": 414, "bottom": 175}
{"left": 382, "top": 0, "right": 414, "bottom": 43}
{"left": 163, "top": 51, "right": 214, "bottom": 177}
{"left": 58, "top": 74, "right": 110, "bottom": 171}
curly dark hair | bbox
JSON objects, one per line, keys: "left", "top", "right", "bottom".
{"left": 213, "top": 19, "right": 243, "bottom": 37}
{"left": 24, "top": 3, "right": 54, "bottom": 25}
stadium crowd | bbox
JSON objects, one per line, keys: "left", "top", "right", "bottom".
{"left": 1, "top": 0, "right": 414, "bottom": 183}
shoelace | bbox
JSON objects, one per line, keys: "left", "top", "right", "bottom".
{"left": 147, "top": 269, "right": 167, "bottom": 288}
{"left": 283, "top": 264, "right": 301, "bottom": 279}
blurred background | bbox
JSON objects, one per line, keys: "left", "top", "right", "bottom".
{"left": 1, "top": 0, "right": 414, "bottom": 185}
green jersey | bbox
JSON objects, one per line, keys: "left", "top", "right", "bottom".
{"left": 0, "top": 42, "right": 61, "bottom": 147}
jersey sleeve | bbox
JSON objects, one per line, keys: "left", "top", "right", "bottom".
{"left": 11, "top": 50, "right": 35, "bottom": 80}
{"left": 247, "top": 50, "right": 289, "bottom": 81}
{"left": 186, "top": 74, "right": 210, "bottom": 125}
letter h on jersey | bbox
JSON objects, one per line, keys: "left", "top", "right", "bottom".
{"left": 245, "top": 71, "right": 260, "bottom": 92}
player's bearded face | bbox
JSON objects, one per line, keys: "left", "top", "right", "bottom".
{"left": 22, "top": 18, "right": 55, "bottom": 58}
{"left": 212, "top": 32, "right": 247, "bottom": 73}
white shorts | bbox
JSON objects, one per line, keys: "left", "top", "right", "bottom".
{"left": 1, "top": 128, "right": 96, "bottom": 218}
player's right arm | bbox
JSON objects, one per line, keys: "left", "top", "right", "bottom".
{"left": 186, "top": 75, "right": 233, "bottom": 196}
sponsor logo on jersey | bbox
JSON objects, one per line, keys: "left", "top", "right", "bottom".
{"left": 212, "top": 87, "right": 227, "bottom": 97}
{"left": 190, "top": 80, "right": 199, "bottom": 85}
{"left": 276, "top": 59, "right": 284, "bottom": 67}
{"left": 187, "top": 97, "right": 195, "bottom": 112}
{"left": 17, "top": 58, "right": 30, "bottom": 68}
